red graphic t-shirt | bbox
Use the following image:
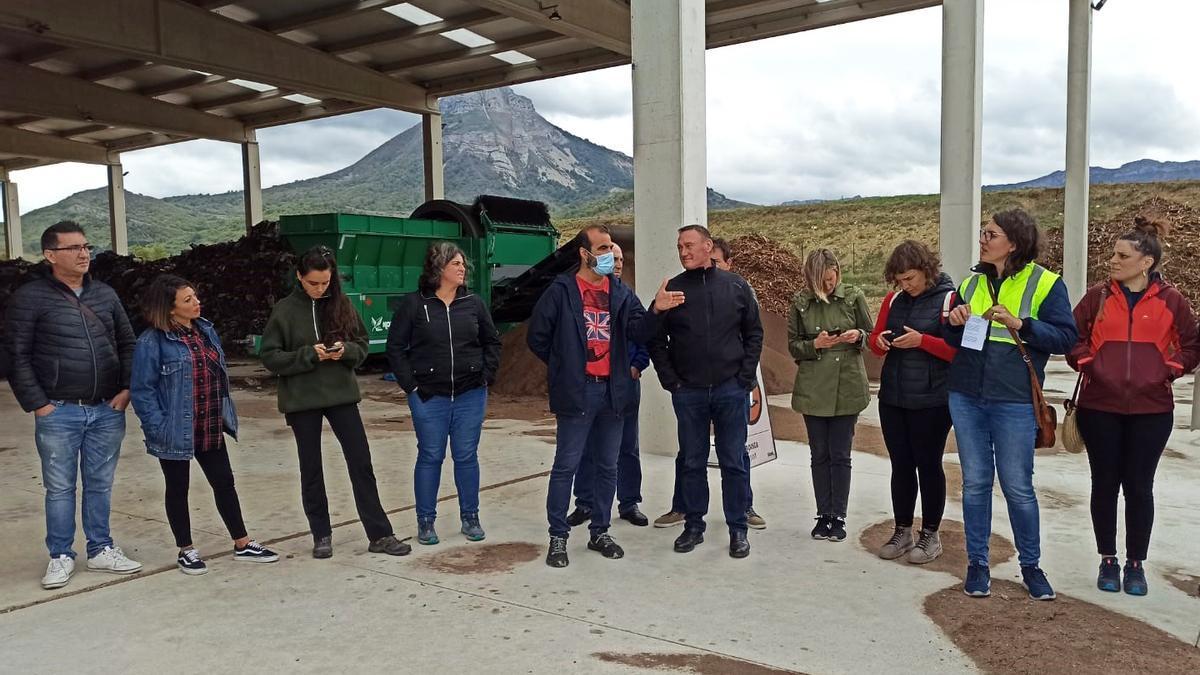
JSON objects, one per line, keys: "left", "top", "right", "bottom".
{"left": 576, "top": 275, "right": 611, "bottom": 378}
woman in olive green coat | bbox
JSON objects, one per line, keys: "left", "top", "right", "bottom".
{"left": 788, "top": 248, "right": 873, "bottom": 543}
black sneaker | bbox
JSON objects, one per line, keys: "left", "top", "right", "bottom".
{"left": 619, "top": 507, "right": 649, "bottom": 527}
{"left": 1097, "top": 557, "right": 1121, "bottom": 593}
{"left": 729, "top": 531, "right": 750, "bottom": 559}
{"left": 673, "top": 529, "right": 704, "bottom": 553}
{"left": 369, "top": 535, "right": 412, "bottom": 557}
{"left": 566, "top": 506, "right": 593, "bottom": 527}
{"left": 827, "top": 517, "right": 847, "bottom": 542}
{"left": 234, "top": 540, "right": 279, "bottom": 563}
{"left": 177, "top": 548, "right": 208, "bottom": 576}
{"left": 312, "top": 535, "right": 332, "bottom": 559}
{"left": 587, "top": 533, "right": 625, "bottom": 559}
{"left": 810, "top": 516, "right": 831, "bottom": 540}
{"left": 1123, "top": 560, "right": 1148, "bottom": 596}
{"left": 546, "top": 536, "right": 569, "bottom": 568}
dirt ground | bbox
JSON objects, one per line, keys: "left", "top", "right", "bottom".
{"left": 924, "top": 579, "right": 1200, "bottom": 674}
{"left": 419, "top": 542, "right": 541, "bottom": 575}
{"left": 592, "top": 651, "right": 803, "bottom": 675}
{"left": 860, "top": 519, "right": 1015, "bottom": 578}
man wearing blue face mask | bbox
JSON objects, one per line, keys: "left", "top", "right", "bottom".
{"left": 528, "top": 225, "right": 683, "bottom": 568}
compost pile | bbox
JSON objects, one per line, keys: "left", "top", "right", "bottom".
{"left": 1040, "top": 197, "right": 1200, "bottom": 311}
{"left": 727, "top": 234, "right": 806, "bottom": 314}
{"left": 0, "top": 221, "right": 294, "bottom": 353}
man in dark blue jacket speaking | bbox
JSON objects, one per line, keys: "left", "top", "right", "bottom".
{"left": 642, "top": 225, "right": 764, "bottom": 559}
{"left": 566, "top": 243, "right": 653, "bottom": 529}
{"left": 528, "top": 226, "right": 681, "bottom": 568}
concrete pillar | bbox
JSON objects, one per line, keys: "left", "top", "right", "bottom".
{"left": 1, "top": 171, "right": 22, "bottom": 260}
{"left": 631, "top": 0, "right": 707, "bottom": 457}
{"left": 422, "top": 110, "right": 444, "bottom": 202}
{"left": 939, "top": 0, "right": 985, "bottom": 284}
{"left": 1063, "top": 0, "right": 1092, "bottom": 304}
{"left": 242, "top": 138, "right": 263, "bottom": 231}
{"left": 107, "top": 162, "right": 129, "bottom": 256}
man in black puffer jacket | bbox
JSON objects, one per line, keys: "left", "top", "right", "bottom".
{"left": 6, "top": 222, "right": 142, "bottom": 590}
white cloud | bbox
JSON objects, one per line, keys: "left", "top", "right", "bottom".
{"left": 11, "top": 0, "right": 1200, "bottom": 212}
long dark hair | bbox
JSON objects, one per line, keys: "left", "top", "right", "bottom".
{"left": 142, "top": 274, "right": 194, "bottom": 332}
{"left": 991, "top": 208, "right": 1041, "bottom": 277}
{"left": 1119, "top": 216, "right": 1169, "bottom": 273}
{"left": 297, "top": 246, "right": 361, "bottom": 345}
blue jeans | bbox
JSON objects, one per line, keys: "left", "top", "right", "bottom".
{"left": 671, "top": 404, "right": 755, "bottom": 513}
{"left": 408, "top": 386, "right": 488, "bottom": 521}
{"left": 574, "top": 389, "right": 641, "bottom": 514}
{"left": 672, "top": 379, "right": 750, "bottom": 534}
{"left": 546, "top": 381, "right": 622, "bottom": 538}
{"left": 34, "top": 401, "right": 126, "bottom": 559}
{"left": 949, "top": 391, "right": 1041, "bottom": 567}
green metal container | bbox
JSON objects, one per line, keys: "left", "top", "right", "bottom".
{"left": 275, "top": 208, "right": 557, "bottom": 353}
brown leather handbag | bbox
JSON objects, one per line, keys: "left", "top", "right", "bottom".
{"left": 1006, "top": 324, "right": 1058, "bottom": 449}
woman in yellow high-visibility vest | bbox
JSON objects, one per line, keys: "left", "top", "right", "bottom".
{"left": 944, "top": 209, "right": 1078, "bottom": 602}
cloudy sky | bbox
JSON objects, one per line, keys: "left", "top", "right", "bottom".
{"left": 11, "top": 0, "right": 1199, "bottom": 212}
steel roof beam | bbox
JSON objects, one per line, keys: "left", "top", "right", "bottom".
{"left": 0, "top": 0, "right": 436, "bottom": 113}
{"left": 0, "top": 60, "right": 250, "bottom": 142}
{"left": 461, "top": 0, "right": 631, "bottom": 56}
{"left": 706, "top": 0, "right": 942, "bottom": 48}
{"left": 0, "top": 125, "right": 118, "bottom": 164}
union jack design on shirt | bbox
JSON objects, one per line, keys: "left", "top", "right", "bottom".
{"left": 585, "top": 309, "right": 611, "bottom": 342}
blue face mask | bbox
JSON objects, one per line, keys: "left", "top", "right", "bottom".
{"left": 589, "top": 251, "right": 615, "bottom": 276}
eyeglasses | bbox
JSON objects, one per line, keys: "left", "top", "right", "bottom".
{"left": 979, "top": 229, "right": 1005, "bottom": 243}
{"left": 47, "top": 244, "right": 95, "bottom": 254}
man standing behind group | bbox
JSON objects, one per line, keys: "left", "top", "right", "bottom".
{"left": 567, "top": 243, "right": 652, "bottom": 528}
{"left": 528, "top": 226, "right": 681, "bottom": 568}
{"left": 644, "top": 225, "right": 764, "bottom": 559}
{"left": 6, "top": 221, "right": 144, "bottom": 589}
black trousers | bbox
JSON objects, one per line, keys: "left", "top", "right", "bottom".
{"left": 159, "top": 443, "right": 247, "bottom": 549}
{"left": 1076, "top": 408, "right": 1172, "bottom": 561}
{"left": 285, "top": 403, "right": 394, "bottom": 541}
{"left": 804, "top": 414, "right": 858, "bottom": 518}
{"left": 878, "top": 402, "right": 952, "bottom": 531}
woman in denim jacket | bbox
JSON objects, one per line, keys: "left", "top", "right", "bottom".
{"left": 130, "top": 274, "right": 278, "bottom": 575}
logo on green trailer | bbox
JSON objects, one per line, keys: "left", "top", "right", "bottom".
{"left": 370, "top": 317, "right": 392, "bottom": 333}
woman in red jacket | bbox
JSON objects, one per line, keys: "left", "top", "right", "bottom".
{"left": 1067, "top": 217, "right": 1200, "bottom": 597}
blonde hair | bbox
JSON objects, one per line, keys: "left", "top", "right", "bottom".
{"left": 804, "top": 248, "right": 841, "bottom": 303}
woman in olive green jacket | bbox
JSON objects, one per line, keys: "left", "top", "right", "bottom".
{"left": 788, "top": 248, "right": 873, "bottom": 543}
{"left": 260, "top": 246, "right": 410, "bottom": 560}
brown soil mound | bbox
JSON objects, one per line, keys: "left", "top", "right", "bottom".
{"left": 419, "top": 542, "right": 540, "bottom": 575}
{"left": 1041, "top": 197, "right": 1200, "bottom": 313}
{"left": 593, "top": 652, "right": 803, "bottom": 675}
{"left": 860, "top": 519, "right": 1015, "bottom": 577}
{"left": 491, "top": 323, "right": 548, "bottom": 397}
{"left": 925, "top": 579, "right": 1200, "bottom": 674}
{"left": 728, "top": 234, "right": 806, "bottom": 315}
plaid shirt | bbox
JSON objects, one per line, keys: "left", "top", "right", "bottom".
{"left": 177, "top": 327, "right": 225, "bottom": 453}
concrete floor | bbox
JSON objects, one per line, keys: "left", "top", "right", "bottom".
{"left": 1, "top": 363, "right": 1197, "bottom": 674}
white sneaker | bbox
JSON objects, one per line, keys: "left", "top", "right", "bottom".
{"left": 42, "top": 556, "right": 75, "bottom": 589}
{"left": 87, "top": 546, "right": 143, "bottom": 575}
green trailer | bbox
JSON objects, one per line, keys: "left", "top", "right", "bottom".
{"left": 271, "top": 196, "right": 561, "bottom": 353}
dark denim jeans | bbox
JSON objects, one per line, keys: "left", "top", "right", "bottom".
{"left": 408, "top": 386, "right": 488, "bottom": 521}
{"left": 672, "top": 378, "right": 749, "bottom": 534}
{"left": 574, "top": 387, "right": 641, "bottom": 515}
{"left": 949, "top": 391, "right": 1041, "bottom": 567}
{"left": 546, "top": 382, "right": 623, "bottom": 538}
{"left": 670, "top": 438, "right": 754, "bottom": 513}
{"left": 34, "top": 401, "right": 126, "bottom": 559}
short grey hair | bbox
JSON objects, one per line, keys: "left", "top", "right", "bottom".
{"left": 420, "top": 241, "right": 470, "bottom": 294}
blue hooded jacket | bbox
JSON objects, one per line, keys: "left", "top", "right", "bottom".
{"left": 527, "top": 272, "right": 650, "bottom": 416}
